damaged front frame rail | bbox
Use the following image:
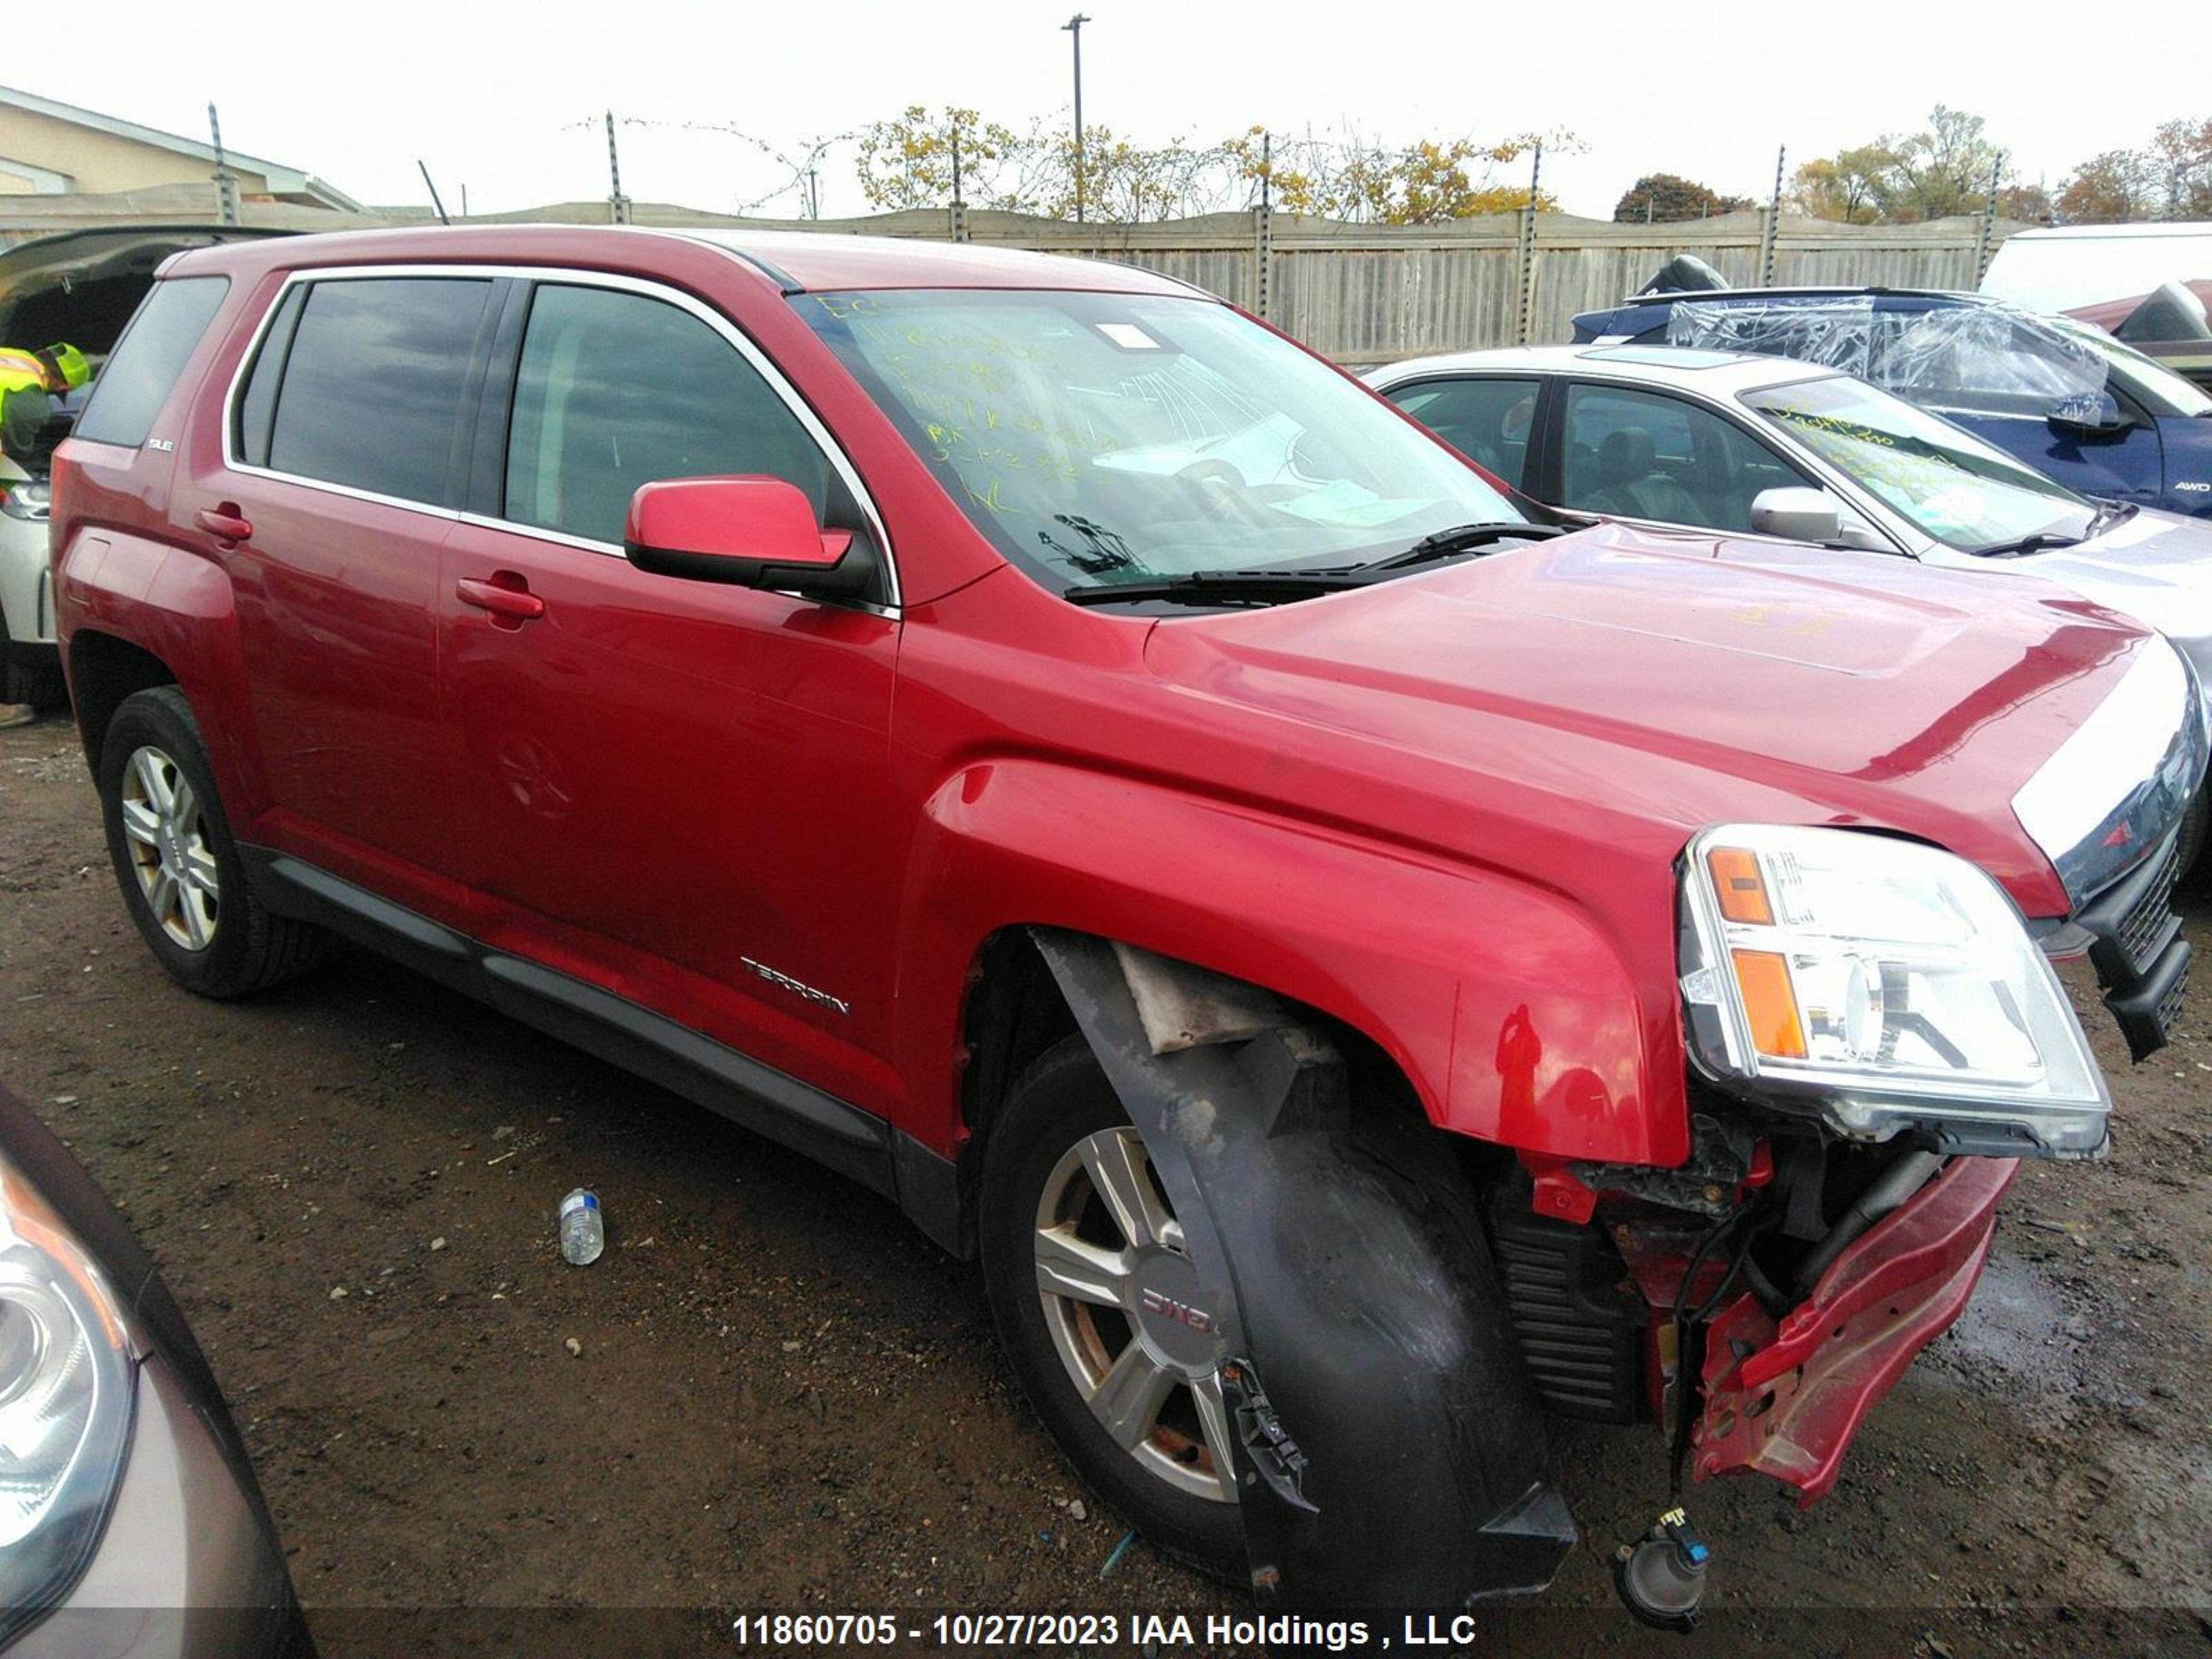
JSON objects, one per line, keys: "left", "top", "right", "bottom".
{"left": 1031, "top": 928, "right": 1576, "bottom": 1609}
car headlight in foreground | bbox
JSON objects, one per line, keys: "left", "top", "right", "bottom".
{"left": 1679, "top": 824, "right": 2109, "bottom": 1158}
{"left": 0, "top": 1148, "right": 135, "bottom": 1646}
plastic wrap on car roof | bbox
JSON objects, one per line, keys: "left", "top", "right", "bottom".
{"left": 1666, "top": 297, "right": 2114, "bottom": 420}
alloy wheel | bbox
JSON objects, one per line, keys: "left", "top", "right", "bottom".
{"left": 1033, "top": 1125, "right": 1237, "bottom": 1503}
{"left": 118, "top": 744, "right": 220, "bottom": 952}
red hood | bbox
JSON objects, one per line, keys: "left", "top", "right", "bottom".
{"left": 1143, "top": 521, "right": 2148, "bottom": 918}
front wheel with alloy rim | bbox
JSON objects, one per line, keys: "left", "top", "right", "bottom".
{"left": 97, "top": 686, "right": 328, "bottom": 998}
{"left": 980, "top": 1034, "right": 1244, "bottom": 1579}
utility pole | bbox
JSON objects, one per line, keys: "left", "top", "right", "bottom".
{"left": 606, "top": 110, "right": 631, "bottom": 225}
{"left": 1760, "top": 143, "right": 1786, "bottom": 285}
{"left": 418, "top": 160, "right": 451, "bottom": 225}
{"left": 1062, "top": 13, "right": 1092, "bottom": 224}
{"left": 1514, "top": 140, "right": 1543, "bottom": 344}
{"left": 1975, "top": 150, "right": 2005, "bottom": 282}
{"left": 1252, "top": 129, "right": 1273, "bottom": 321}
{"left": 207, "top": 102, "right": 238, "bottom": 227}
{"left": 950, "top": 128, "right": 969, "bottom": 243}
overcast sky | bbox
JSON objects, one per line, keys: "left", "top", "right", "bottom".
{"left": 30, "top": 0, "right": 2203, "bottom": 220}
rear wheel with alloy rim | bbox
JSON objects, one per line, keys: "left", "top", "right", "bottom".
{"left": 981, "top": 1035, "right": 1244, "bottom": 1578}
{"left": 97, "top": 687, "right": 328, "bottom": 998}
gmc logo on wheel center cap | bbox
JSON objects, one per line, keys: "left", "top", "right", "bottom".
{"left": 1141, "top": 1287, "right": 1212, "bottom": 1333}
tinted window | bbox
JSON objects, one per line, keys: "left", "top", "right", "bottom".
{"left": 233, "top": 284, "right": 306, "bottom": 468}
{"left": 1559, "top": 383, "right": 1807, "bottom": 532}
{"left": 1384, "top": 377, "right": 1538, "bottom": 487}
{"left": 503, "top": 284, "right": 828, "bottom": 546}
{"left": 265, "top": 278, "right": 492, "bottom": 505}
{"left": 71, "top": 276, "right": 229, "bottom": 448}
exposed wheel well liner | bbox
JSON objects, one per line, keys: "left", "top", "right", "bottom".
{"left": 70, "top": 631, "right": 177, "bottom": 775}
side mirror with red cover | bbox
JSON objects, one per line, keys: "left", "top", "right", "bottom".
{"left": 624, "top": 476, "right": 870, "bottom": 601}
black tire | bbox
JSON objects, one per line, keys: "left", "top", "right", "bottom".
{"left": 97, "top": 686, "right": 328, "bottom": 998}
{"left": 979, "top": 1033, "right": 1245, "bottom": 1580}
{"left": 0, "top": 630, "right": 66, "bottom": 711}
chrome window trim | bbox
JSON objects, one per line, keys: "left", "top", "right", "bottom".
{"left": 218, "top": 262, "right": 901, "bottom": 608}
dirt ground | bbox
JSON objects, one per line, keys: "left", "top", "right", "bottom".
{"left": 3, "top": 708, "right": 2209, "bottom": 1658}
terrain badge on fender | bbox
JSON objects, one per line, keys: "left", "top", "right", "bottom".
{"left": 740, "top": 957, "right": 851, "bottom": 1015}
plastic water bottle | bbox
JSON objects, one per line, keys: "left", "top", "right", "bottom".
{"left": 559, "top": 1189, "right": 604, "bottom": 1266}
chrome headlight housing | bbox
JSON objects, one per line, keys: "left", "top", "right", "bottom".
{"left": 1680, "top": 824, "right": 2110, "bottom": 1158}
{"left": 0, "top": 478, "right": 49, "bottom": 521}
{"left": 0, "top": 1150, "right": 135, "bottom": 1644}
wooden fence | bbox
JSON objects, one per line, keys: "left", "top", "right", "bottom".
{"left": 1, "top": 184, "right": 2025, "bottom": 366}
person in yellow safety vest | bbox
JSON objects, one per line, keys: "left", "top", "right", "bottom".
{"left": 0, "top": 342, "right": 89, "bottom": 469}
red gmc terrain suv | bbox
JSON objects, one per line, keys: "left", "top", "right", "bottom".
{"left": 47, "top": 227, "right": 2204, "bottom": 1620}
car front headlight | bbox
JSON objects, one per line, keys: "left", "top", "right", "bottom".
{"left": 0, "top": 1150, "right": 135, "bottom": 1644}
{"left": 0, "top": 479, "right": 49, "bottom": 521}
{"left": 1679, "top": 824, "right": 2110, "bottom": 1158}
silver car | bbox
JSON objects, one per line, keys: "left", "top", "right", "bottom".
{"left": 1366, "top": 344, "right": 2212, "bottom": 720}
{"left": 0, "top": 451, "right": 60, "bottom": 710}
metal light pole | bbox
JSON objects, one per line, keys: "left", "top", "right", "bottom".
{"left": 606, "top": 111, "right": 630, "bottom": 225}
{"left": 1062, "top": 13, "right": 1092, "bottom": 223}
{"left": 207, "top": 102, "right": 238, "bottom": 227}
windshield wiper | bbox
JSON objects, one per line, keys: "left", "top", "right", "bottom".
{"left": 1062, "top": 522, "right": 1568, "bottom": 608}
{"left": 1973, "top": 530, "right": 2086, "bottom": 558}
{"left": 1063, "top": 568, "right": 1367, "bottom": 608}
{"left": 1353, "top": 520, "right": 1567, "bottom": 572}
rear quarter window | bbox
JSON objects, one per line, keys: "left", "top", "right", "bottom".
{"left": 70, "top": 276, "right": 229, "bottom": 448}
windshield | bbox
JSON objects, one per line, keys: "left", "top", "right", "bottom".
{"left": 801, "top": 289, "right": 1521, "bottom": 592}
{"left": 1744, "top": 375, "right": 2099, "bottom": 554}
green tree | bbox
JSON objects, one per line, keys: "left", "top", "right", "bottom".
{"left": 1790, "top": 144, "right": 1898, "bottom": 224}
{"left": 1884, "top": 105, "right": 2005, "bottom": 221}
{"left": 1612, "top": 173, "right": 1754, "bottom": 223}
{"left": 854, "top": 105, "right": 1029, "bottom": 210}
{"left": 2055, "top": 120, "right": 2212, "bottom": 223}
{"left": 2144, "top": 117, "right": 2212, "bottom": 217}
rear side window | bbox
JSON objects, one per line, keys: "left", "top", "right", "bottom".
{"left": 71, "top": 276, "right": 229, "bottom": 448}
{"left": 502, "top": 283, "right": 829, "bottom": 545}
{"left": 259, "top": 277, "right": 493, "bottom": 506}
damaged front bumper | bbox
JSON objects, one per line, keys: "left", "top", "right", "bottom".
{"left": 1689, "top": 1155, "right": 2014, "bottom": 1503}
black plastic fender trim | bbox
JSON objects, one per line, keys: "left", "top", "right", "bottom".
{"left": 1030, "top": 927, "right": 1575, "bottom": 1611}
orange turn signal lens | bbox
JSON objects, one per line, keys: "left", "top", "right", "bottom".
{"left": 1730, "top": 949, "right": 1807, "bottom": 1059}
{"left": 1707, "top": 846, "right": 1774, "bottom": 926}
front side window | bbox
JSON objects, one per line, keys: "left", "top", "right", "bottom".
{"left": 1745, "top": 374, "right": 2097, "bottom": 554}
{"left": 72, "top": 276, "right": 228, "bottom": 449}
{"left": 1382, "top": 377, "right": 1537, "bottom": 487}
{"left": 262, "top": 277, "right": 493, "bottom": 505}
{"left": 1559, "top": 383, "right": 1808, "bottom": 532}
{"left": 802, "top": 289, "right": 1521, "bottom": 592}
{"left": 503, "top": 284, "right": 830, "bottom": 547}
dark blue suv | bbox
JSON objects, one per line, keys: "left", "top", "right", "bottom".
{"left": 1572, "top": 286, "right": 2212, "bottom": 520}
